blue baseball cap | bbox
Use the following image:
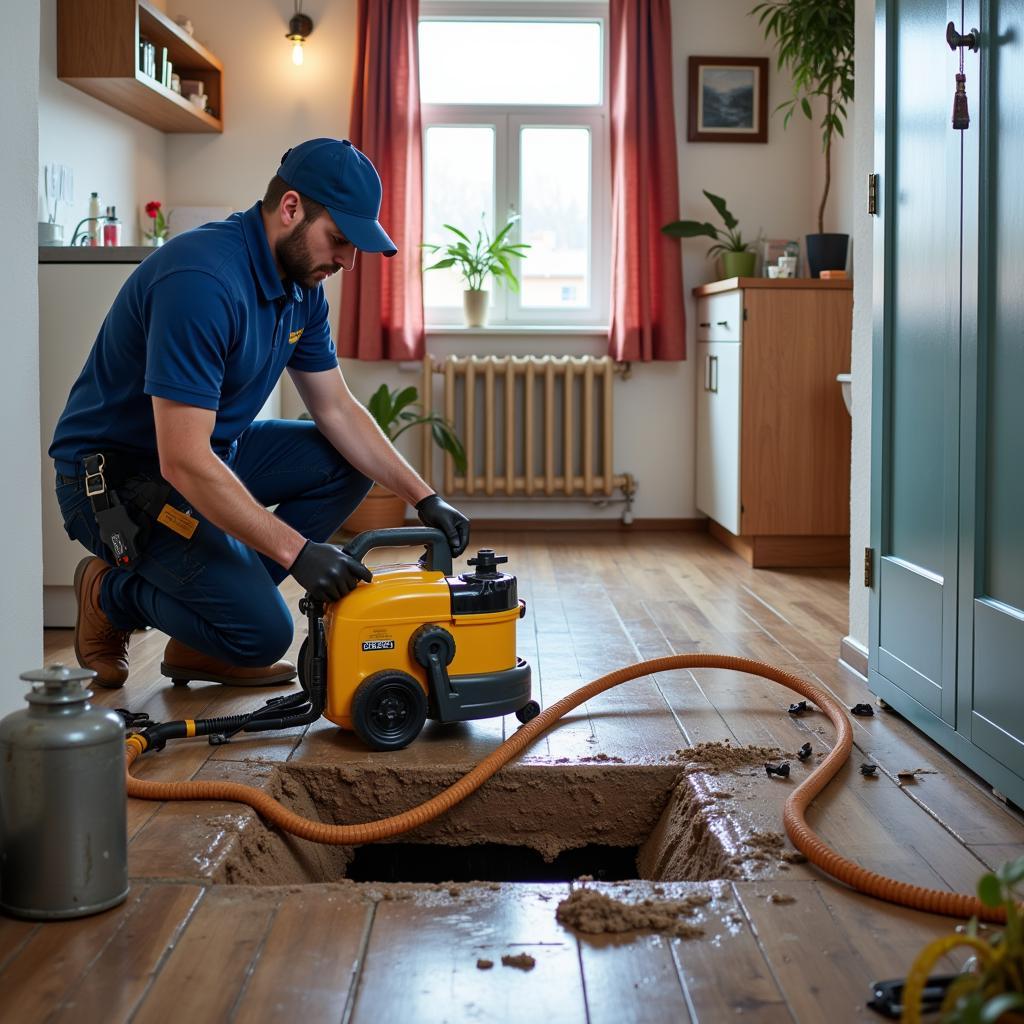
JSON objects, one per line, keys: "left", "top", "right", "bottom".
{"left": 277, "top": 138, "right": 397, "bottom": 256}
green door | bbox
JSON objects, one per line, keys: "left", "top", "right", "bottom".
{"left": 958, "top": 0, "right": 1024, "bottom": 777}
{"left": 871, "top": 0, "right": 964, "bottom": 725}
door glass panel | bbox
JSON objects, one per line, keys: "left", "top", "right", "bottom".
{"left": 887, "top": 2, "right": 952, "bottom": 572}
{"left": 983, "top": 2, "right": 1024, "bottom": 611}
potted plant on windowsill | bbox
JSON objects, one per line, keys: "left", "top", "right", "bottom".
{"left": 340, "top": 384, "right": 467, "bottom": 535}
{"left": 661, "top": 191, "right": 756, "bottom": 279}
{"left": 752, "top": 0, "right": 855, "bottom": 277}
{"left": 422, "top": 216, "right": 530, "bottom": 327}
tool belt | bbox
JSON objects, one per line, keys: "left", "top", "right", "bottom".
{"left": 83, "top": 452, "right": 195, "bottom": 569}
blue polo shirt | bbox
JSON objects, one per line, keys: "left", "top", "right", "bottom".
{"left": 50, "top": 202, "right": 339, "bottom": 475}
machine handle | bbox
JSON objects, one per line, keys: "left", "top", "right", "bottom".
{"left": 343, "top": 527, "right": 453, "bottom": 576}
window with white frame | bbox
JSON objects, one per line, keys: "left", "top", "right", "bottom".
{"left": 419, "top": 2, "right": 609, "bottom": 327}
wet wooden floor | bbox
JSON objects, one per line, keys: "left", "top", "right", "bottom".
{"left": 5, "top": 530, "right": 1023, "bottom": 1023}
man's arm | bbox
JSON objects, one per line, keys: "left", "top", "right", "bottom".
{"left": 288, "top": 365, "right": 434, "bottom": 506}
{"left": 152, "top": 397, "right": 306, "bottom": 568}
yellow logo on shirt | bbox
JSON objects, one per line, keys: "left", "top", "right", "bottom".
{"left": 288, "top": 328, "right": 304, "bottom": 345}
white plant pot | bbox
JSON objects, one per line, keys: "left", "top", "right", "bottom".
{"left": 463, "top": 289, "right": 489, "bottom": 327}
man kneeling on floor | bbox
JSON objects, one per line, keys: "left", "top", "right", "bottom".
{"left": 49, "top": 138, "right": 469, "bottom": 689}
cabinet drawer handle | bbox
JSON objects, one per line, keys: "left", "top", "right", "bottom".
{"left": 699, "top": 322, "right": 711, "bottom": 328}
{"left": 709, "top": 355, "right": 718, "bottom": 393}
{"left": 716, "top": 320, "right": 729, "bottom": 326}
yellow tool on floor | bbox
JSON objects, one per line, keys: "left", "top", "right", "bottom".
{"left": 304, "top": 528, "right": 536, "bottom": 749}
{"left": 123, "top": 528, "right": 1012, "bottom": 934}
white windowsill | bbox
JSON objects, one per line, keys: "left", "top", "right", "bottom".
{"left": 425, "top": 324, "right": 609, "bottom": 336}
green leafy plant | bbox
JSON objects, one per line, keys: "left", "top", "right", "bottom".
{"left": 901, "top": 857, "right": 1024, "bottom": 1023}
{"left": 751, "top": 0, "right": 855, "bottom": 234}
{"left": 367, "top": 384, "right": 467, "bottom": 475}
{"left": 660, "top": 191, "right": 751, "bottom": 259}
{"left": 422, "top": 215, "right": 530, "bottom": 292}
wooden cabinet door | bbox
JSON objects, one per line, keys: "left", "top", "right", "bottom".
{"left": 695, "top": 341, "right": 741, "bottom": 535}
{"left": 957, "top": 0, "right": 1024, "bottom": 775}
{"left": 870, "top": 0, "right": 963, "bottom": 723}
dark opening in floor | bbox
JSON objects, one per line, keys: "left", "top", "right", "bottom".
{"left": 345, "top": 842, "right": 641, "bottom": 884}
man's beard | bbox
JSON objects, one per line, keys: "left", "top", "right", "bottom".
{"left": 275, "top": 219, "right": 336, "bottom": 288}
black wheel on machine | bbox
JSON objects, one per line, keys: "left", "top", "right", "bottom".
{"left": 515, "top": 700, "right": 541, "bottom": 724}
{"left": 351, "top": 670, "right": 428, "bottom": 751}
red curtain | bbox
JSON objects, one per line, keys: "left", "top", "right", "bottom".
{"left": 338, "top": 0, "right": 423, "bottom": 360}
{"left": 608, "top": 0, "right": 686, "bottom": 362}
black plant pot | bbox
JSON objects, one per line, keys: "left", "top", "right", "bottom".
{"left": 805, "top": 233, "right": 850, "bottom": 278}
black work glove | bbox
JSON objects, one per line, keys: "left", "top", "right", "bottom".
{"left": 415, "top": 493, "right": 470, "bottom": 557}
{"left": 288, "top": 540, "right": 372, "bottom": 603}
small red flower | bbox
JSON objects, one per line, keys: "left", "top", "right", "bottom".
{"left": 145, "top": 200, "right": 161, "bottom": 218}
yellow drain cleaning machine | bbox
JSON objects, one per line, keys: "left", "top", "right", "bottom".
{"left": 128, "top": 528, "right": 538, "bottom": 753}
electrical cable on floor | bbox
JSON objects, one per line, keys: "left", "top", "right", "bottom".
{"left": 124, "top": 654, "right": 1012, "bottom": 926}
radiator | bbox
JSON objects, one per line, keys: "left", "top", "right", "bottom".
{"left": 421, "top": 355, "right": 634, "bottom": 510}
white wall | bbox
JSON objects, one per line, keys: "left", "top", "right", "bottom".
{"left": 847, "top": 0, "right": 876, "bottom": 653}
{"left": 2, "top": 0, "right": 43, "bottom": 716}
{"left": 38, "top": 0, "right": 167, "bottom": 245}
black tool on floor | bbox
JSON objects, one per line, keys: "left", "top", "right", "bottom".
{"left": 860, "top": 763, "right": 879, "bottom": 777}
{"left": 788, "top": 700, "right": 807, "bottom": 716}
{"left": 797, "top": 742, "right": 812, "bottom": 762}
{"left": 867, "top": 974, "right": 957, "bottom": 1019}
{"left": 765, "top": 762, "right": 790, "bottom": 779}
{"left": 851, "top": 703, "right": 875, "bottom": 717}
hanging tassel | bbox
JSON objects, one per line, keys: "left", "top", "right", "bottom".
{"left": 952, "top": 72, "right": 971, "bottom": 130}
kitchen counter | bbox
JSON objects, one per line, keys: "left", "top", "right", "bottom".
{"left": 39, "top": 246, "right": 156, "bottom": 263}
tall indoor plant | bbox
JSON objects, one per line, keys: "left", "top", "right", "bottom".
{"left": 752, "top": 0, "right": 855, "bottom": 276}
{"left": 661, "top": 191, "right": 756, "bottom": 279}
{"left": 341, "top": 384, "right": 466, "bottom": 534}
{"left": 422, "top": 216, "right": 530, "bottom": 327}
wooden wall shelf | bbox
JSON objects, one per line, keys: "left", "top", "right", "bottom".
{"left": 57, "top": 0, "right": 223, "bottom": 134}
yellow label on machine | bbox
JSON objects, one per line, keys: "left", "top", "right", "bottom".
{"left": 157, "top": 504, "right": 198, "bottom": 539}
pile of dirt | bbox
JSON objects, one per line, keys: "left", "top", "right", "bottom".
{"left": 501, "top": 953, "right": 536, "bottom": 971}
{"left": 671, "top": 740, "right": 788, "bottom": 773}
{"left": 556, "top": 886, "right": 711, "bottom": 938}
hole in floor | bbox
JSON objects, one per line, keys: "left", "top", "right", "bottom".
{"left": 346, "top": 841, "right": 641, "bottom": 884}
{"left": 207, "top": 762, "right": 787, "bottom": 887}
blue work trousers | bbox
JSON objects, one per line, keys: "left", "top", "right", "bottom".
{"left": 55, "top": 419, "right": 372, "bottom": 665}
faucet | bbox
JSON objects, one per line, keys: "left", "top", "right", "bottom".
{"left": 69, "top": 216, "right": 108, "bottom": 246}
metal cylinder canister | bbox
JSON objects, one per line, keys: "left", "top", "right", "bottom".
{"left": 0, "top": 664, "right": 128, "bottom": 919}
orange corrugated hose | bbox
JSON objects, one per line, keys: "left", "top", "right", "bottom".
{"left": 125, "top": 654, "right": 1007, "bottom": 925}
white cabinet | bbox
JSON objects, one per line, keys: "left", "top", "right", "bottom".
{"left": 695, "top": 341, "right": 741, "bottom": 535}
{"left": 39, "top": 255, "right": 284, "bottom": 625}
{"left": 691, "top": 279, "right": 853, "bottom": 567}
{"left": 40, "top": 261, "right": 138, "bottom": 627}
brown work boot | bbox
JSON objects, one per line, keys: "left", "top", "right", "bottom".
{"left": 160, "top": 639, "right": 297, "bottom": 687}
{"left": 73, "top": 556, "right": 131, "bottom": 689}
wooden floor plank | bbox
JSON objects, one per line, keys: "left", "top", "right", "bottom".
{"left": 230, "top": 887, "right": 373, "bottom": 1023}
{"left": 50, "top": 884, "right": 204, "bottom": 1023}
{"left": 0, "top": 884, "right": 152, "bottom": 1021}
{"left": 672, "top": 883, "right": 795, "bottom": 1023}
{"left": 350, "top": 884, "right": 587, "bottom": 1024}
{"left": 130, "top": 887, "right": 280, "bottom": 1024}
{"left": 734, "top": 880, "right": 878, "bottom": 1023}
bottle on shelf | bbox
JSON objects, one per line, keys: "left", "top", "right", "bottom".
{"left": 102, "top": 206, "right": 121, "bottom": 247}
{"left": 87, "top": 192, "right": 102, "bottom": 247}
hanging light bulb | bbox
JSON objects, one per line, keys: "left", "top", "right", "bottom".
{"left": 286, "top": 2, "right": 313, "bottom": 67}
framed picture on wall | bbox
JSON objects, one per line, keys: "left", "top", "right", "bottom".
{"left": 687, "top": 57, "right": 769, "bottom": 143}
